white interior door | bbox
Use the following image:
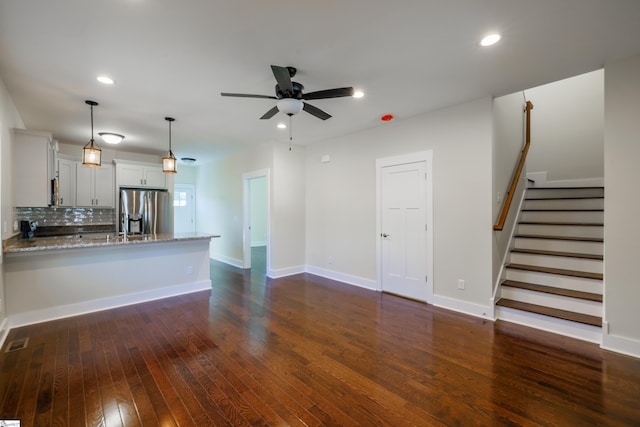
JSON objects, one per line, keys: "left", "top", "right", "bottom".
{"left": 173, "top": 184, "right": 195, "bottom": 233}
{"left": 380, "top": 160, "right": 428, "bottom": 301}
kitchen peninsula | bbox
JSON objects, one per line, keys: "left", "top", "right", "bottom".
{"left": 3, "top": 232, "right": 219, "bottom": 328}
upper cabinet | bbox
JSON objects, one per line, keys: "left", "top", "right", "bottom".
{"left": 115, "top": 161, "right": 166, "bottom": 189}
{"left": 56, "top": 158, "right": 76, "bottom": 207}
{"left": 12, "top": 129, "right": 57, "bottom": 207}
{"left": 76, "top": 163, "right": 114, "bottom": 207}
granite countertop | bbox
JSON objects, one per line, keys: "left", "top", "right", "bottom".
{"left": 3, "top": 232, "right": 220, "bottom": 254}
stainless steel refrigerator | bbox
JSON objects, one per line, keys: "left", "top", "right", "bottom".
{"left": 119, "top": 188, "right": 173, "bottom": 235}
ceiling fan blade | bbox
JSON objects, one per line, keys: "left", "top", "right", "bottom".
{"left": 303, "top": 102, "right": 332, "bottom": 120}
{"left": 221, "top": 92, "right": 277, "bottom": 99}
{"left": 271, "top": 65, "right": 294, "bottom": 95}
{"left": 260, "top": 106, "right": 279, "bottom": 120}
{"left": 302, "top": 87, "right": 354, "bottom": 100}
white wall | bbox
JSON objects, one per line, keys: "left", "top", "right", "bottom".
{"left": 305, "top": 97, "right": 494, "bottom": 315}
{"left": 0, "top": 75, "right": 25, "bottom": 339}
{"left": 195, "top": 141, "right": 305, "bottom": 275}
{"left": 603, "top": 53, "right": 640, "bottom": 357}
{"left": 492, "top": 93, "right": 528, "bottom": 288}
{"left": 249, "top": 176, "right": 267, "bottom": 246}
{"left": 526, "top": 70, "right": 604, "bottom": 184}
{"left": 196, "top": 142, "right": 273, "bottom": 267}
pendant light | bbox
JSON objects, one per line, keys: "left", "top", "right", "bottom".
{"left": 162, "top": 117, "right": 177, "bottom": 174}
{"left": 82, "top": 100, "right": 101, "bottom": 167}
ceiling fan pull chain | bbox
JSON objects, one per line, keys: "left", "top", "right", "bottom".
{"left": 289, "top": 114, "right": 293, "bottom": 151}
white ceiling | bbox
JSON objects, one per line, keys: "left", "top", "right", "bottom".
{"left": 1, "top": 0, "right": 640, "bottom": 164}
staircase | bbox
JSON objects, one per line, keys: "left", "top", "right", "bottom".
{"left": 496, "top": 186, "right": 604, "bottom": 343}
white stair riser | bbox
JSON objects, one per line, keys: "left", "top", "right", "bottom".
{"left": 496, "top": 306, "right": 602, "bottom": 343}
{"left": 500, "top": 287, "right": 602, "bottom": 316}
{"left": 520, "top": 210, "right": 603, "bottom": 223}
{"left": 527, "top": 188, "right": 604, "bottom": 199}
{"left": 513, "top": 237, "right": 603, "bottom": 255}
{"left": 505, "top": 269, "right": 602, "bottom": 294}
{"left": 509, "top": 253, "right": 602, "bottom": 274}
{"left": 518, "top": 224, "right": 603, "bottom": 239}
{"left": 524, "top": 198, "right": 603, "bottom": 210}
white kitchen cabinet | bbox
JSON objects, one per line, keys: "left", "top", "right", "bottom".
{"left": 76, "top": 163, "right": 114, "bottom": 207}
{"left": 56, "top": 158, "right": 76, "bottom": 207}
{"left": 116, "top": 162, "right": 166, "bottom": 189}
{"left": 12, "top": 129, "right": 57, "bottom": 207}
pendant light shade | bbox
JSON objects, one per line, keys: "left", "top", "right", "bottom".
{"left": 82, "top": 100, "right": 102, "bottom": 167}
{"left": 162, "top": 117, "right": 177, "bottom": 174}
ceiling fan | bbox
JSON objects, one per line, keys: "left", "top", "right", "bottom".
{"left": 221, "top": 65, "right": 354, "bottom": 120}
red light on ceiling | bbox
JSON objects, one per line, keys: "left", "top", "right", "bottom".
{"left": 380, "top": 114, "right": 394, "bottom": 122}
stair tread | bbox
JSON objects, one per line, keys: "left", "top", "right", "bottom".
{"left": 519, "top": 221, "right": 603, "bottom": 226}
{"left": 515, "top": 234, "right": 604, "bottom": 242}
{"left": 528, "top": 186, "right": 604, "bottom": 190}
{"left": 510, "top": 248, "right": 603, "bottom": 260}
{"left": 525, "top": 196, "right": 604, "bottom": 200}
{"left": 522, "top": 209, "right": 604, "bottom": 212}
{"left": 501, "top": 280, "right": 603, "bottom": 302}
{"left": 496, "top": 298, "right": 602, "bottom": 327}
{"left": 507, "top": 263, "right": 603, "bottom": 280}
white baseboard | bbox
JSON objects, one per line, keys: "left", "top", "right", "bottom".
{"left": 8, "top": 280, "right": 211, "bottom": 329}
{"left": 210, "top": 254, "right": 243, "bottom": 269}
{"left": 602, "top": 322, "right": 640, "bottom": 359}
{"left": 268, "top": 265, "right": 305, "bottom": 278}
{"left": 305, "top": 266, "right": 378, "bottom": 291}
{"left": 432, "top": 294, "right": 493, "bottom": 320}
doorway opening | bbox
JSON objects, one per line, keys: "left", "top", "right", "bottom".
{"left": 242, "top": 169, "right": 270, "bottom": 274}
{"left": 174, "top": 184, "right": 196, "bottom": 233}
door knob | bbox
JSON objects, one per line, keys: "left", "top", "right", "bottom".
{"left": 381, "top": 233, "right": 390, "bottom": 238}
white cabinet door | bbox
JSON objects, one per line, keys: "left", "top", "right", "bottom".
{"left": 94, "top": 165, "right": 114, "bottom": 207}
{"left": 118, "top": 164, "right": 145, "bottom": 187}
{"left": 76, "top": 164, "right": 115, "bottom": 207}
{"left": 144, "top": 166, "right": 166, "bottom": 188}
{"left": 57, "top": 158, "right": 76, "bottom": 207}
{"left": 13, "top": 129, "right": 55, "bottom": 207}
{"left": 75, "top": 164, "right": 94, "bottom": 207}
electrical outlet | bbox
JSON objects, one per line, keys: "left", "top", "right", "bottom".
{"left": 328, "top": 256, "right": 334, "bottom": 265}
{"left": 186, "top": 265, "right": 193, "bottom": 275}
{"left": 458, "top": 279, "right": 465, "bottom": 290}
{"left": 497, "top": 192, "right": 503, "bottom": 204}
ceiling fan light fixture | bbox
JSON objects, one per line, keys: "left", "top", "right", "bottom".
{"left": 98, "top": 132, "right": 125, "bottom": 144}
{"left": 276, "top": 98, "right": 303, "bottom": 116}
{"left": 353, "top": 90, "right": 364, "bottom": 98}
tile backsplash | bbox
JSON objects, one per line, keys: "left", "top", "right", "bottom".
{"left": 15, "top": 207, "right": 115, "bottom": 227}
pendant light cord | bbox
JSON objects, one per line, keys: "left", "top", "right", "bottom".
{"left": 169, "top": 119, "right": 172, "bottom": 154}
{"left": 90, "top": 104, "right": 95, "bottom": 144}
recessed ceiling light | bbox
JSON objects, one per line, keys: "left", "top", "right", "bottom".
{"left": 353, "top": 90, "right": 364, "bottom": 98}
{"left": 181, "top": 157, "right": 197, "bottom": 165}
{"left": 480, "top": 34, "right": 501, "bottom": 47}
{"left": 277, "top": 123, "right": 287, "bottom": 129}
{"left": 97, "top": 75, "right": 115, "bottom": 84}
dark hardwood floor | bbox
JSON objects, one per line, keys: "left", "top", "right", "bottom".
{"left": 1, "top": 249, "right": 640, "bottom": 426}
